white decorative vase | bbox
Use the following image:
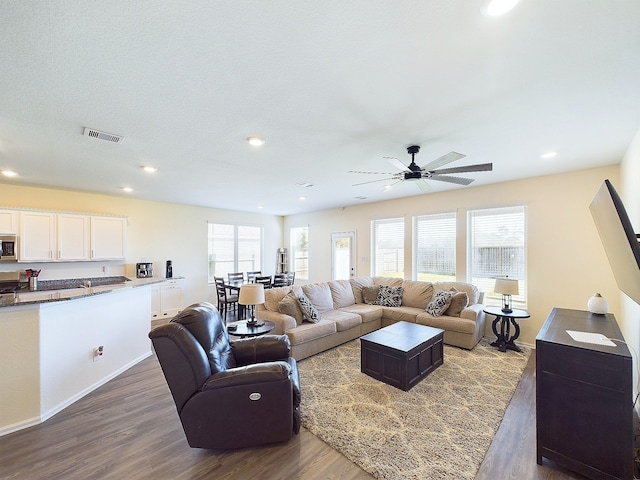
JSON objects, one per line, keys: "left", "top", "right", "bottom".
{"left": 587, "top": 293, "right": 608, "bottom": 315}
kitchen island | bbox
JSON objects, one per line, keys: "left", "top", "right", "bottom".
{"left": 0, "top": 277, "right": 164, "bottom": 435}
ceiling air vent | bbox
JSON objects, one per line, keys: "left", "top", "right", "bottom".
{"left": 83, "top": 127, "right": 124, "bottom": 144}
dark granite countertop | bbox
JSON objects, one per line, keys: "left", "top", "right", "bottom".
{"left": 0, "top": 276, "right": 168, "bottom": 308}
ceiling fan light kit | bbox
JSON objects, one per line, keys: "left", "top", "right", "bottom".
{"left": 350, "top": 145, "right": 493, "bottom": 192}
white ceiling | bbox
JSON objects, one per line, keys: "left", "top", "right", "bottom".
{"left": 1, "top": 1, "right": 639, "bottom": 216}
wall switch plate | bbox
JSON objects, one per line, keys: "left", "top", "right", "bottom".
{"left": 93, "top": 346, "right": 104, "bottom": 362}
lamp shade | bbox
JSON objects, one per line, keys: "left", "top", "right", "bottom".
{"left": 494, "top": 278, "right": 519, "bottom": 296}
{"left": 239, "top": 283, "right": 265, "bottom": 305}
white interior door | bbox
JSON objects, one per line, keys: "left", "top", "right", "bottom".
{"left": 331, "top": 231, "right": 356, "bottom": 280}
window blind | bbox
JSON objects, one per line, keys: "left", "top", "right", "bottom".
{"left": 415, "top": 212, "right": 456, "bottom": 282}
{"left": 372, "top": 217, "right": 404, "bottom": 278}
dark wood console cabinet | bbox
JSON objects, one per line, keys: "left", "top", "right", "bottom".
{"left": 536, "top": 308, "right": 633, "bottom": 480}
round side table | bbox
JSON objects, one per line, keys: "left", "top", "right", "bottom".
{"left": 483, "top": 306, "right": 530, "bottom": 353}
{"left": 226, "top": 320, "right": 275, "bottom": 338}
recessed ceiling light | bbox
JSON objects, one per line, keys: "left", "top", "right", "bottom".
{"left": 257, "top": 205, "right": 264, "bottom": 209}
{"left": 480, "top": 0, "right": 520, "bottom": 16}
{"left": 298, "top": 196, "right": 306, "bottom": 201}
{"left": 121, "top": 187, "right": 133, "bottom": 193}
{"left": 355, "top": 196, "right": 367, "bottom": 200}
{"left": 142, "top": 165, "right": 158, "bottom": 173}
{"left": 247, "top": 136, "right": 265, "bottom": 147}
{"left": 540, "top": 151, "right": 558, "bottom": 159}
{"left": 383, "top": 184, "right": 392, "bottom": 190}
{"left": 1, "top": 170, "right": 18, "bottom": 177}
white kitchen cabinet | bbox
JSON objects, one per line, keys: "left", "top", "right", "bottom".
{"left": 19, "top": 211, "right": 56, "bottom": 261}
{"left": 0, "top": 210, "right": 19, "bottom": 233}
{"left": 161, "top": 279, "right": 184, "bottom": 318}
{"left": 57, "top": 214, "right": 90, "bottom": 260}
{"left": 90, "top": 216, "right": 126, "bottom": 260}
{"left": 150, "top": 285, "right": 161, "bottom": 319}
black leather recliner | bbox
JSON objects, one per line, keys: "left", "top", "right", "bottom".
{"left": 149, "top": 302, "right": 301, "bottom": 449}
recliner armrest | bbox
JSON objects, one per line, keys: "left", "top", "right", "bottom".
{"left": 202, "top": 361, "right": 292, "bottom": 390}
{"left": 231, "top": 334, "right": 291, "bottom": 365}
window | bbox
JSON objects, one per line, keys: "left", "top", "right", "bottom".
{"left": 468, "top": 206, "right": 526, "bottom": 308}
{"left": 290, "top": 226, "right": 309, "bottom": 280}
{"left": 208, "top": 223, "right": 262, "bottom": 282}
{"left": 414, "top": 212, "right": 456, "bottom": 282}
{"left": 372, "top": 217, "right": 404, "bottom": 278}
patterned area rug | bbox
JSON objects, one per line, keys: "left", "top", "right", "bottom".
{"left": 297, "top": 337, "right": 530, "bottom": 480}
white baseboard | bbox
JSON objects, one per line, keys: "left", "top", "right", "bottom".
{"left": 0, "top": 351, "right": 151, "bottom": 437}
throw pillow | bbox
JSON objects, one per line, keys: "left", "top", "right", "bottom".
{"left": 278, "top": 291, "right": 304, "bottom": 325}
{"left": 297, "top": 292, "right": 320, "bottom": 323}
{"left": 362, "top": 285, "right": 380, "bottom": 305}
{"left": 445, "top": 290, "right": 469, "bottom": 317}
{"left": 425, "top": 290, "right": 453, "bottom": 316}
{"left": 375, "top": 285, "right": 403, "bottom": 307}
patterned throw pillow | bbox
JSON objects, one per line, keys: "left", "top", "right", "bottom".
{"left": 297, "top": 292, "right": 320, "bottom": 323}
{"left": 278, "top": 291, "right": 304, "bottom": 325}
{"left": 362, "top": 286, "right": 380, "bottom": 305}
{"left": 374, "top": 285, "right": 403, "bottom": 307}
{"left": 426, "top": 290, "right": 453, "bottom": 316}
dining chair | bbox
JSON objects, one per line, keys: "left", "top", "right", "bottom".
{"left": 286, "top": 271, "right": 295, "bottom": 286}
{"left": 254, "top": 275, "right": 273, "bottom": 289}
{"left": 273, "top": 273, "right": 288, "bottom": 288}
{"left": 214, "top": 276, "right": 238, "bottom": 322}
{"left": 247, "top": 271, "right": 262, "bottom": 283}
{"left": 227, "top": 272, "right": 244, "bottom": 284}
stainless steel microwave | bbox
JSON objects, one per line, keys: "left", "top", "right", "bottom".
{"left": 0, "top": 234, "right": 18, "bottom": 261}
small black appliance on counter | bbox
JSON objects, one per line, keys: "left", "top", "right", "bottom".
{"left": 166, "top": 260, "right": 173, "bottom": 278}
{"left": 136, "top": 262, "right": 153, "bottom": 278}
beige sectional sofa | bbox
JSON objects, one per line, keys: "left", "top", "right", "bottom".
{"left": 256, "top": 276, "right": 485, "bottom": 360}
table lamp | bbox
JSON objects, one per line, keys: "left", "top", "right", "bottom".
{"left": 239, "top": 283, "right": 265, "bottom": 326}
{"left": 494, "top": 277, "right": 519, "bottom": 313}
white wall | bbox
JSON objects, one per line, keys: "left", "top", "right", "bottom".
{"left": 284, "top": 165, "right": 621, "bottom": 346}
{"left": 620, "top": 126, "right": 640, "bottom": 402}
{"left": 0, "top": 184, "right": 284, "bottom": 307}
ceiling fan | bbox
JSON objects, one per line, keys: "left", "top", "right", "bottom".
{"left": 349, "top": 145, "right": 493, "bottom": 192}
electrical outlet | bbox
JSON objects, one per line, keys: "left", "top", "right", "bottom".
{"left": 93, "top": 346, "right": 104, "bottom": 362}
{"left": 103, "top": 265, "right": 110, "bottom": 274}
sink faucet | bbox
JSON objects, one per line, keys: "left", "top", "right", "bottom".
{"left": 83, "top": 280, "right": 92, "bottom": 288}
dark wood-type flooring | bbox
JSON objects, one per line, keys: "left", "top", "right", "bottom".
{"left": 0, "top": 322, "right": 626, "bottom": 479}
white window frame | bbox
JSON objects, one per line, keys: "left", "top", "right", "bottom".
{"left": 207, "top": 223, "right": 263, "bottom": 283}
{"left": 290, "top": 226, "right": 309, "bottom": 280}
{"left": 413, "top": 211, "right": 457, "bottom": 282}
{"left": 371, "top": 217, "right": 404, "bottom": 278}
{"left": 467, "top": 206, "right": 527, "bottom": 308}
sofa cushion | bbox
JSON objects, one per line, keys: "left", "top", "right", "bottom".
{"left": 375, "top": 285, "right": 403, "bottom": 307}
{"left": 338, "top": 304, "right": 383, "bottom": 323}
{"left": 264, "top": 286, "right": 292, "bottom": 312}
{"left": 362, "top": 286, "right": 380, "bottom": 304}
{"left": 302, "top": 282, "right": 334, "bottom": 313}
{"left": 321, "top": 310, "right": 362, "bottom": 332}
{"left": 298, "top": 292, "right": 320, "bottom": 323}
{"left": 445, "top": 290, "right": 469, "bottom": 317}
{"left": 381, "top": 305, "right": 424, "bottom": 323}
{"left": 373, "top": 276, "right": 403, "bottom": 287}
{"left": 434, "top": 281, "right": 480, "bottom": 305}
{"left": 278, "top": 291, "right": 304, "bottom": 325}
{"left": 401, "top": 280, "right": 434, "bottom": 309}
{"left": 417, "top": 313, "right": 477, "bottom": 335}
{"left": 426, "top": 290, "right": 453, "bottom": 316}
{"left": 350, "top": 277, "right": 374, "bottom": 303}
{"left": 285, "top": 319, "right": 337, "bottom": 345}
{"left": 328, "top": 280, "right": 356, "bottom": 308}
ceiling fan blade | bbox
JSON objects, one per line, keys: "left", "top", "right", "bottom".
{"left": 352, "top": 177, "right": 396, "bottom": 186}
{"left": 348, "top": 170, "right": 396, "bottom": 175}
{"left": 381, "top": 180, "right": 402, "bottom": 192}
{"left": 386, "top": 157, "right": 410, "bottom": 172}
{"left": 431, "top": 163, "right": 493, "bottom": 175}
{"left": 420, "top": 151, "right": 466, "bottom": 171}
{"left": 428, "top": 174, "right": 475, "bottom": 186}
{"left": 415, "top": 179, "right": 431, "bottom": 192}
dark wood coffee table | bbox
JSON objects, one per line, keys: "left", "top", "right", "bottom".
{"left": 360, "top": 321, "right": 444, "bottom": 391}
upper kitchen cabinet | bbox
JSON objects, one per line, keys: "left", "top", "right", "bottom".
{"left": 57, "top": 214, "right": 90, "bottom": 260}
{"left": 19, "top": 211, "right": 56, "bottom": 261}
{"left": 0, "top": 210, "right": 19, "bottom": 233}
{"left": 90, "top": 216, "right": 126, "bottom": 260}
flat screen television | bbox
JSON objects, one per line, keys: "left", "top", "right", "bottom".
{"left": 589, "top": 179, "right": 640, "bottom": 305}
